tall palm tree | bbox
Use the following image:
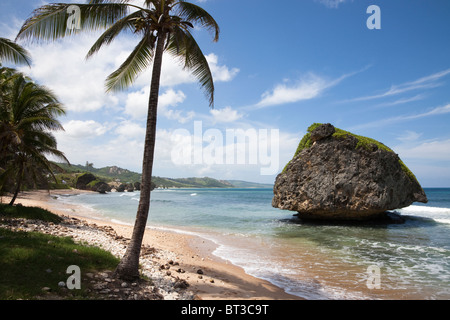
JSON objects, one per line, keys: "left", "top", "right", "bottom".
{"left": 16, "top": 0, "right": 219, "bottom": 280}
{"left": 0, "top": 68, "right": 69, "bottom": 205}
{"left": 0, "top": 37, "right": 32, "bottom": 66}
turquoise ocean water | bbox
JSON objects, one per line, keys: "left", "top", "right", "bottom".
{"left": 54, "top": 188, "right": 450, "bottom": 300}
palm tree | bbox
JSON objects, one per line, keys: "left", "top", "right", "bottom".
{"left": 0, "top": 68, "right": 69, "bottom": 205}
{"left": 0, "top": 37, "right": 32, "bottom": 66}
{"left": 16, "top": 0, "right": 219, "bottom": 280}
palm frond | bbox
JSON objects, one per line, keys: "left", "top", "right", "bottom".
{"left": 86, "top": 10, "right": 144, "bottom": 59}
{"left": 174, "top": 0, "right": 220, "bottom": 42}
{"left": 16, "top": 3, "right": 130, "bottom": 43}
{"left": 105, "top": 35, "right": 155, "bottom": 92}
{"left": 88, "top": 0, "right": 132, "bottom": 4}
{"left": 0, "top": 38, "right": 32, "bottom": 67}
{"left": 167, "top": 27, "right": 214, "bottom": 107}
{"left": 0, "top": 68, "right": 68, "bottom": 194}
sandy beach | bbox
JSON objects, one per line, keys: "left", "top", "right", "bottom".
{"left": 1, "top": 189, "right": 302, "bottom": 300}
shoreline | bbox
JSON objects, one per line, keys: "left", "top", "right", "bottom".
{"left": 1, "top": 189, "right": 302, "bottom": 300}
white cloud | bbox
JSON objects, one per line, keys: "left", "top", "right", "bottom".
{"left": 62, "top": 120, "right": 110, "bottom": 138}
{"left": 417, "top": 103, "right": 450, "bottom": 117}
{"left": 210, "top": 106, "right": 243, "bottom": 123}
{"left": 159, "top": 89, "right": 186, "bottom": 108}
{"left": 159, "top": 89, "right": 194, "bottom": 123}
{"left": 132, "top": 52, "right": 239, "bottom": 90}
{"left": 375, "top": 94, "right": 427, "bottom": 108}
{"left": 403, "top": 163, "right": 450, "bottom": 187}
{"left": 350, "top": 103, "right": 450, "bottom": 130}
{"left": 316, "top": 0, "right": 352, "bottom": 9}
{"left": 115, "top": 120, "right": 146, "bottom": 139}
{"left": 125, "top": 88, "right": 193, "bottom": 123}
{"left": 251, "top": 67, "right": 365, "bottom": 109}
{"left": 164, "top": 109, "right": 195, "bottom": 124}
{"left": 54, "top": 117, "right": 302, "bottom": 183}
{"left": 16, "top": 27, "right": 238, "bottom": 114}
{"left": 54, "top": 126, "right": 146, "bottom": 171}
{"left": 395, "top": 139, "right": 450, "bottom": 162}
{"left": 0, "top": 18, "right": 25, "bottom": 39}
{"left": 256, "top": 74, "right": 328, "bottom": 108}
{"left": 163, "top": 124, "right": 300, "bottom": 180}
{"left": 350, "top": 68, "right": 450, "bottom": 102}
{"left": 206, "top": 53, "right": 239, "bottom": 82}
{"left": 20, "top": 33, "right": 134, "bottom": 113}
{"left": 124, "top": 88, "right": 149, "bottom": 119}
{"left": 396, "top": 130, "right": 423, "bottom": 143}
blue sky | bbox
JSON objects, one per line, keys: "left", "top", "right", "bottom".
{"left": 1, "top": 0, "right": 450, "bottom": 186}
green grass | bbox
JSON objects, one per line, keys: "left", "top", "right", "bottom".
{"left": 0, "top": 205, "right": 120, "bottom": 300}
{"left": 0, "top": 204, "right": 63, "bottom": 223}
{"left": 0, "top": 228, "right": 120, "bottom": 299}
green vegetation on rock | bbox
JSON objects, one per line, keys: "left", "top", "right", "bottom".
{"left": 284, "top": 123, "right": 419, "bottom": 184}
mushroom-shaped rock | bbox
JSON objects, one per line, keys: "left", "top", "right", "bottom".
{"left": 272, "top": 123, "right": 428, "bottom": 220}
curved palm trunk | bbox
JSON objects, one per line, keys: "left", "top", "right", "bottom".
{"left": 114, "top": 32, "right": 166, "bottom": 281}
{"left": 9, "top": 164, "right": 24, "bottom": 206}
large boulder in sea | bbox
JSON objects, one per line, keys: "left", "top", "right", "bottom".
{"left": 272, "top": 123, "right": 428, "bottom": 220}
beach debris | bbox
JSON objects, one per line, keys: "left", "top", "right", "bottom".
{"left": 273, "top": 123, "right": 428, "bottom": 221}
{"left": 196, "top": 269, "right": 204, "bottom": 275}
{"left": 160, "top": 263, "right": 171, "bottom": 270}
{"left": 174, "top": 278, "right": 190, "bottom": 290}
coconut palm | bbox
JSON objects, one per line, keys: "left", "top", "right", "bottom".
{"left": 0, "top": 37, "right": 32, "bottom": 66}
{"left": 0, "top": 68, "right": 68, "bottom": 205}
{"left": 16, "top": 0, "right": 220, "bottom": 280}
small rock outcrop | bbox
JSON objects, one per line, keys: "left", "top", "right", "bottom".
{"left": 91, "top": 181, "right": 111, "bottom": 194}
{"left": 75, "top": 173, "right": 96, "bottom": 190}
{"left": 76, "top": 173, "right": 111, "bottom": 194}
{"left": 272, "top": 123, "right": 428, "bottom": 220}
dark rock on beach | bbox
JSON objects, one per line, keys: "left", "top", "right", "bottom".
{"left": 273, "top": 123, "right": 428, "bottom": 221}
{"left": 75, "top": 173, "right": 112, "bottom": 194}
{"left": 92, "top": 181, "right": 111, "bottom": 194}
{"left": 75, "top": 173, "right": 96, "bottom": 190}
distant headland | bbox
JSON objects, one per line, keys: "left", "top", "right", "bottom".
{"left": 51, "top": 162, "right": 273, "bottom": 192}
